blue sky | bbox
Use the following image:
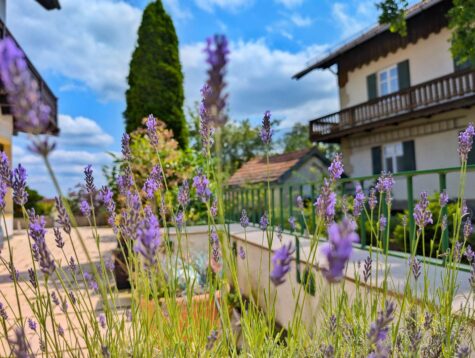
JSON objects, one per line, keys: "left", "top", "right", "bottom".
{"left": 7, "top": 0, "right": 384, "bottom": 197}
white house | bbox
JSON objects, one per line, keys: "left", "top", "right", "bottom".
{"left": 294, "top": 0, "right": 475, "bottom": 204}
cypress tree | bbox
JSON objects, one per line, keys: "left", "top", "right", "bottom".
{"left": 124, "top": 0, "right": 188, "bottom": 148}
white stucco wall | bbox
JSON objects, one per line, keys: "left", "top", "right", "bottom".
{"left": 344, "top": 109, "right": 475, "bottom": 201}
{"left": 340, "top": 27, "right": 454, "bottom": 109}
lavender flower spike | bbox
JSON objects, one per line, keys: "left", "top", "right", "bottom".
{"left": 413, "top": 192, "right": 433, "bottom": 230}
{"left": 439, "top": 190, "right": 449, "bottom": 207}
{"left": 314, "top": 179, "right": 336, "bottom": 223}
{"left": 177, "top": 180, "right": 190, "bottom": 207}
{"left": 260, "top": 212, "right": 268, "bottom": 231}
{"left": 270, "top": 241, "right": 295, "bottom": 286}
{"left": 458, "top": 123, "right": 475, "bottom": 162}
{"left": 193, "top": 171, "right": 211, "bottom": 202}
{"left": 53, "top": 227, "right": 65, "bottom": 249}
{"left": 12, "top": 164, "right": 28, "bottom": 205}
{"left": 29, "top": 210, "right": 55, "bottom": 276}
{"left": 134, "top": 206, "right": 161, "bottom": 266}
{"left": 84, "top": 164, "right": 95, "bottom": 194}
{"left": 55, "top": 197, "right": 71, "bottom": 234}
{"left": 353, "top": 184, "right": 366, "bottom": 218}
{"left": 146, "top": 114, "right": 159, "bottom": 147}
{"left": 321, "top": 218, "right": 358, "bottom": 283}
{"left": 368, "top": 301, "right": 396, "bottom": 344}
{"left": 80, "top": 200, "right": 91, "bottom": 218}
{"left": 328, "top": 153, "right": 344, "bottom": 181}
{"left": 8, "top": 327, "right": 32, "bottom": 358}
{"left": 240, "top": 209, "right": 250, "bottom": 228}
{"left": 121, "top": 133, "right": 131, "bottom": 160}
{"left": 260, "top": 110, "right": 273, "bottom": 145}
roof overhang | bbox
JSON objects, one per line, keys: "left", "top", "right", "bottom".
{"left": 293, "top": 0, "right": 447, "bottom": 80}
{"left": 35, "top": 0, "right": 61, "bottom": 10}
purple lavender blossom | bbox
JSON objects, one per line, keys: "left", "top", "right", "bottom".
{"left": 29, "top": 210, "right": 55, "bottom": 276}
{"left": 51, "top": 292, "right": 60, "bottom": 306}
{"left": 146, "top": 114, "right": 159, "bottom": 147}
{"left": 464, "top": 219, "right": 473, "bottom": 240}
{"left": 465, "top": 245, "right": 474, "bottom": 263}
{"left": 413, "top": 192, "right": 433, "bottom": 230}
{"left": 369, "top": 188, "right": 378, "bottom": 210}
{"left": 376, "top": 172, "right": 395, "bottom": 194}
{"left": 210, "top": 198, "right": 218, "bottom": 217}
{"left": 456, "top": 345, "right": 471, "bottom": 358}
{"left": 28, "top": 268, "right": 37, "bottom": 288}
{"left": 7, "top": 327, "right": 32, "bottom": 357}
{"left": 260, "top": 110, "right": 273, "bottom": 145}
{"left": 410, "top": 257, "right": 422, "bottom": 280}
{"left": 121, "top": 133, "right": 131, "bottom": 161}
{"left": 276, "top": 226, "right": 283, "bottom": 242}
{"left": 83, "top": 271, "right": 99, "bottom": 293}
{"left": 210, "top": 228, "right": 219, "bottom": 246}
{"left": 270, "top": 241, "right": 294, "bottom": 286}
{"left": 99, "top": 186, "right": 117, "bottom": 234}
{"left": 0, "top": 180, "right": 8, "bottom": 211}
{"left": 68, "top": 257, "right": 77, "bottom": 274}
{"left": 206, "top": 329, "right": 218, "bottom": 350}
{"left": 69, "top": 291, "right": 77, "bottom": 305}
{"left": 117, "top": 168, "right": 135, "bottom": 196}
{"left": 177, "top": 180, "right": 190, "bottom": 207}
{"left": 134, "top": 206, "right": 161, "bottom": 265}
{"left": 321, "top": 218, "right": 358, "bottom": 283}
{"left": 28, "top": 318, "right": 37, "bottom": 332}
{"left": 55, "top": 197, "right": 71, "bottom": 235}
{"left": 175, "top": 211, "right": 184, "bottom": 230}
{"left": 379, "top": 215, "right": 387, "bottom": 232}
{"left": 440, "top": 191, "right": 449, "bottom": 207}
{"left": 458, "top": 123, "right": 475, "bottom": 162}
{"left": 353, "top": 184, "right": 366, "bottom": 218}
{"left": 328, "top": 153, "right": 344, "bottom": 182}
{"left": 8, "top": 262, "right": 18, "bottom": 282}
{"left": 296, "top": 195, "right": 304, "bottom": 210}
{"left": 61, "top": 298, "right": 68, "bottom": 314}
{"left": 80, "top": 200, "right": 91, "bottom": 218}
{"left": 105, "top": 258, "right": 115, "bottom": 272}
{"left": 58, "top": 324, "right": 64, "bottom": 338}
{"left": 0, "top": 302, "right": 7, "bottom": 320}
{"left": 314, "top": 179, "right": 337, "bottom": 223}
{"left": 454, "top": 241, "right": 463, "bottom": 262}
{"left": 203, "top": 34, "right": 229, "bottom": 126}
{"left": 368, "top": 301, "right": 395, "bottom": 345}
{"left": 199, "top": 84, "right": 215, "bottom": 150}
{"left": 193, "top": 172, "right": 211, "bottom": 202}
{"left": 84, "top": 164, "right": 95, "bottom": 194}
{"left": 142, "top": 165, "right": 162, "bottom": 199}
{"left": 0, "top": 37, "right": 51, "bottom": 134}
{"left": 363, "top": 256, "right": 372, "bottom": 283}
{"left": 211, "top": 238, "right": 221, "bottom": 273}
{"left": 288, "top": 216, "right": 296, "bottom": 231}
{"left": 12, "top": 164, "right": 28, "bottom": 205}
{"left": 259, "top": 212, "right": 268, "bottom": 231}
{"left": 240, "top": 209, "right": 250, "bottom": 228}
{"left": 28, "top": 138, "right": 56, "bottom": 157}
{"left": 52, "top": 227, "right": 64, "bottom": 249}
{"left": 99, "top": 314, "right": 107, "bottom": 329}
{"left": 0, "top": 152, "right": 12, "bottom": 186}
{"left": 120, "top": 192, "right": 141, "bottom": 242}
{"left": 238, "top": 246, "right": 246, "bottom": 260}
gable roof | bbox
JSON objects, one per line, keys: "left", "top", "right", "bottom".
{"left": 293, "top": 0, "right": 449, "bottom": 80}
{"left": 227, "top": 147, "right": 330, "bottom": 186}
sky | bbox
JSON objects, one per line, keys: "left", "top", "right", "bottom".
{"left": 7, "top": 0, "right": 384, "bottom": 197}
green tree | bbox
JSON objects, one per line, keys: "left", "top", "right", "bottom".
{"left": 124, "top": 0, "right": 188, "bottom": 148}
{"left": 14, "top": 187, "right": 53, "bottom": 217}
{"left": 377, "top": 0, "right": 475, "bottom": 65}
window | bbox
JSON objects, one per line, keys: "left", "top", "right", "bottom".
{"left": 372, "top": 140, "right": 416, "bottom": 174}
{"left": 383, "top": 142, "right": 403, "bottom": 172}
{"left": 378, "top": 65, "right": 399, "bottom": 96}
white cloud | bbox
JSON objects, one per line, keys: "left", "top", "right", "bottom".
{"left": 290, "top": 13, "right": 313, "bottom": 27}
{"left": 163, "top": 0, "right": 193, "bottom": 20}
{"left": 8, "top": 0, "right": 142, "bottom": 101}
{"left": 275, "top": 0, "right": 304, "bottom": 8}
{"left": 194, "top": 0, "right": 253, "bottom": 13}
{"left": 332, "top": 2, "right": 376, "bottom": 39}
{"left": 58, "top": 115, "right": 114, "bottom": 147}
{"left": 181, "top": 39, "right": 337, "bottom": 128}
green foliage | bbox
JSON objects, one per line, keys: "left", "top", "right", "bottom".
{"left": 449, "top": 0, "right": 475, "bottom": 67}
{"left": 376, "top": 0, "right": 408, "bottom": 36}
{"left": 124, "top": 0, "right": 188, "bottom": 148}
{"left": 14, "top": 187, "right": 53, "bottom": 217}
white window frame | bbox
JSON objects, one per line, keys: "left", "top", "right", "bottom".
{"left": 383, "top": 142, "right": 403, "bottom": 172}
{"left": 378, "top": 65, "right": 399, "bottom": 96}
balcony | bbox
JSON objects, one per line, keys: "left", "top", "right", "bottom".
{"left": 309, "top": 69, "right": 475, "bottom": 143}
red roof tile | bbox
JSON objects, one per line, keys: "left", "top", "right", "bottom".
{"left": 227, "top": 148, "right": 321, "bottom": 186}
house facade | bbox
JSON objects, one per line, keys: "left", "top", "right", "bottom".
{"left": 0, "top": 1, "right": 59, "bottom": 235}
{"left": 294, "top": 0, "right": 475, "bottom": 202}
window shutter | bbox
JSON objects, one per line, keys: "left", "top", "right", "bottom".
{"left": 367, "top": 73, "right": 377, "bottom": 100}
{"left": 371, "top": 146, "right": 382, "bottom": 175}
{"left": 397, "top": 140, "right": 416, "bottom": 171}
{"left": 397, "top": 60, "right": 411, "bottom": 90}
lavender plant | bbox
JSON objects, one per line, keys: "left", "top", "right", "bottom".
{"left": 0, "top": 34, "right": 473, "bottom": 357}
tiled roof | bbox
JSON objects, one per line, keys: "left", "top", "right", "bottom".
{"left": 227, "top": 148, "right": 326, "bottom": 186}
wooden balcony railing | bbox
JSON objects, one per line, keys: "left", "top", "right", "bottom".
{"left": 309, "top": 69, "right": 475, "bottom": 142}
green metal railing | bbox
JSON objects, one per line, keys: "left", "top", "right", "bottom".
{"left": 224, "top": 165, "right": 475, "bottom": 267}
